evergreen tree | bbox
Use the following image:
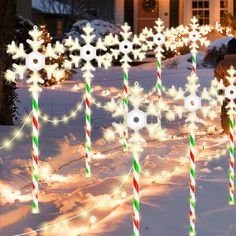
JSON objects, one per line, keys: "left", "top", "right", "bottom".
{"left": 0, "top": 0, "right": 18, "bottom": 125}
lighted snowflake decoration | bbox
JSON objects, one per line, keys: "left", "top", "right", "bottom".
{"left": 5, "top": 26, "right": 65, "bottom": 94}
{"left": 105, "top": 23, "right": 146, "bottom": 70}
{"left": 5, "top": 26, "right": 64, "bottom": 94}
{"left": 140, "top": 18, "right": 181, "bottom": 54}
{"left": 64, "top": 23, "right": 112, "bottom": 73}
{"left": 104, "top": 82, "right": 168, "bottom": 151}
{"left": 182, "top": 17, "right": 210, "bottom": 54}
{"left": 212, "top": 66, "right": 236, "bottom": 116}
{"left": 166, "top": 73, "right": 217, "bottom": 131}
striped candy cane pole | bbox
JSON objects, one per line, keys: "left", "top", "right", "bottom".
{"left": 189, "top": 130, "right": 196, "bottom": 235}
{"left": 85, "top": 75, "right": 92, "bottom": 178}
{"left": 32, "top": 94, "right": 39, "bottom": 214}
{"left": 229, "top": 115, "right": 235, "bottom": 205}
{"left": 156, "top": 56, "right": 162, "bottom": 99}
{"left": 133, "top": 150, "right": 140, "bottom": 236}
{"left": 192, "top": 52, "right": 197, "bottom": 75}
{"left": 123, "top": 67, "right": 129, "bottom": 151}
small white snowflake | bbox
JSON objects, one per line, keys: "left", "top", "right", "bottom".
{"left": 104, "top": 23, "right": 146, "bottom": 71}
{"left": 166, "top": 72, "right": 217, "bottom": 131}
{"left": 182, "top": 17, "right": 210, "bottom": 55}
{"left": 64, "top": 23, "right": 112, "bottom": 77}
{"left": 140, "top": 18, "right": 181, "bottom": 58}
{"left": 104, "top": 82, "right": 168, "bottom": 150}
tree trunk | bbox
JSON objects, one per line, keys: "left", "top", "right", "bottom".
{"left": 0, "top": 0, "right": 18, "bottom": 125}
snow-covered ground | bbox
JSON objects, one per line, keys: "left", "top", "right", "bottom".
{"left": 1, "top": 60, "right": 236, "bottom": 236}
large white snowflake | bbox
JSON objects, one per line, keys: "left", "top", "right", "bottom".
{"left": 166, "top": 73, "right": 217, "bottom": 131}
{"left": 104, "top": 23, "right": 146, "bottom": 70}
{"left": 104, "top": 82, "right": 169, "bottom": 151}
{"left": 5, "top": 26, "right": 65, "bottom": 94}
{"left": 63, "top": 23, "right": 112, "bottom": 74}
{"left": 212, "top": 66, "right": 236, "bottom": 116}
{"left": 140, "top": 18, "right": 182, "bottom": 55}
{"left": 182, "top": 17, "right": 210, "bottom": 54}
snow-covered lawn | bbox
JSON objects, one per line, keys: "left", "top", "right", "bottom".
{"left": 1, "top": 61, "right": 236, "bottom": 236}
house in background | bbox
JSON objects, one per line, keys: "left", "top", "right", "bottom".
{"left": 16, "top": 0, "right": 236, "bottom": 35}
{"left": 115, "top": 0, "right": 236, "bottom": 33}
{"left": 32, "top": 0, "right": 70, "bottom": 37}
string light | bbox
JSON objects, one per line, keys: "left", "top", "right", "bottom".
{"left": 3, "top": 16, "right": 234, "bottom": 235}
{"left": 10, "top": 167, "right": 132, "bottom": 236}
{"left": 0, "top": 112, "right": 32, "bottom": 151}
{"left": 9, "top": 137, "right": 228, "bottom": 236}
{"left": 39, "top": 99, "right": 84, "bottom": 124}
{"left": 89, "top": 216, "right": 96, "bottom": 225}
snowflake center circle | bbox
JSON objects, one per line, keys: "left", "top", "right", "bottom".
{"left": 86, "top": 50, "right": 91, "bottom": 55}
{"left": 124, "top": 45, "right": 128, "bottom": 49}
{"left": 33, "top": 59, "right": 38, "bottom": 64}
{"left": 230, "top": 90, "right": 234, "bottom": 95}
{"left": 133, "top": 117, "right": 139, "bottom": 123}
{"left": 190, "top": 100, "right": 195, "bottom": 106}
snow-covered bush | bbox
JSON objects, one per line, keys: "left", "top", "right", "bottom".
{"left": 163, "top": 52, "right": 206, "bottom": 70}
{"left": 203, "top": 37, "right": 233, "bottom": 67}
{"left": 16, "top": 15, "right": 34, "bottom": 46}
{"left": 66, "top": 19, "right": 121, "bottom": 40}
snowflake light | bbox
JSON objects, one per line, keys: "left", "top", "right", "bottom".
{"left": 141, "top": 19, "right": 166, "bottom": 99}
{"left": 105, "top": 23, "right": 146, "bottom": 151}
{"left": 166, "top": 72, "right": 217, "bottom": 236}
{"left": 5, "top": 25, "right": 65, "bottom": 214}
{"left": 64, "top": 24, "right": 112, "bottom": 178}
{"left": 104, "top": 82, "right": 168, "bottom": 236}
{"left": 182, "top": 17, "right": 210, "bottom": 74}
{"left": 140, "top": 19, "right": 187, "bottom": 100}
{"left": 211, "top": 66, "right": 236, "bottom": 206}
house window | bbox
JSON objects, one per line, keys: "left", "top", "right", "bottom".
{"left": 192, "top": 0, "right": 210, "bottom": 25}
{"left": 220, "top": 0, "right": 228, "bottom": 25}
{"left": 57, "top": 19, "right": 63, "bottom": 37}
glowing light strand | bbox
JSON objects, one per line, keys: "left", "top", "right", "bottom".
{"left": 0, "top": 113, "right": 31, "bottom": 151}
{"left": 10, "top": 139, "right": 228, "bottom": 236}
{"left": 39, "top": 99, "right": 84, "bottom": 124}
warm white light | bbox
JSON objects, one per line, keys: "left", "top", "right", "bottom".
{"left": 90, "top": 216, "right": 96, "bottom": 225}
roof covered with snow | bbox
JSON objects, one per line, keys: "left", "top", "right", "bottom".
{"left": 32, "top": 0, "right": 71, "bottom": 15}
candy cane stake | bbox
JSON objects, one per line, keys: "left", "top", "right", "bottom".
{"left": 229, "top": 115, "right": 235, "bottom": 205}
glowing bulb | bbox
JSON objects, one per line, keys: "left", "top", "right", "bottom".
{"left": 82, "top": 211, "right": 87, "bottom": 218}
{"left": 90, "top": 216, "right": 96, "bottom": 225}
{"left": 121, "top": 192, "right": 127, "bottom": 199}
{"left": 53, "top": 118, "right": 59, "bottom": 126}
{"left": 14, "top": 130, "right": 22, "bottom": 139}
{"left": 71, "top": 111, "right": 76, "bottom": 118}
{"left": 62, "top": 116, "right": 69, "bottom": 123}
{"left": 3, "top": 140, "right": 11, "bottom": 149}
{"left": 203, "top": 142, "right": 206, "bottom": 150}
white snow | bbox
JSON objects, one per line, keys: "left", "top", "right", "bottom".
{"left": 0, "top": 60, "right": 235, "bottom": 236}
{"left": 163, "top": 52, "right": 206, "bottom": 70}
{"left": 66, "top": 19, "right": 121, "bottom": 39}
{"left": 207, "top": 36, "right": 233, "bottom": 50}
